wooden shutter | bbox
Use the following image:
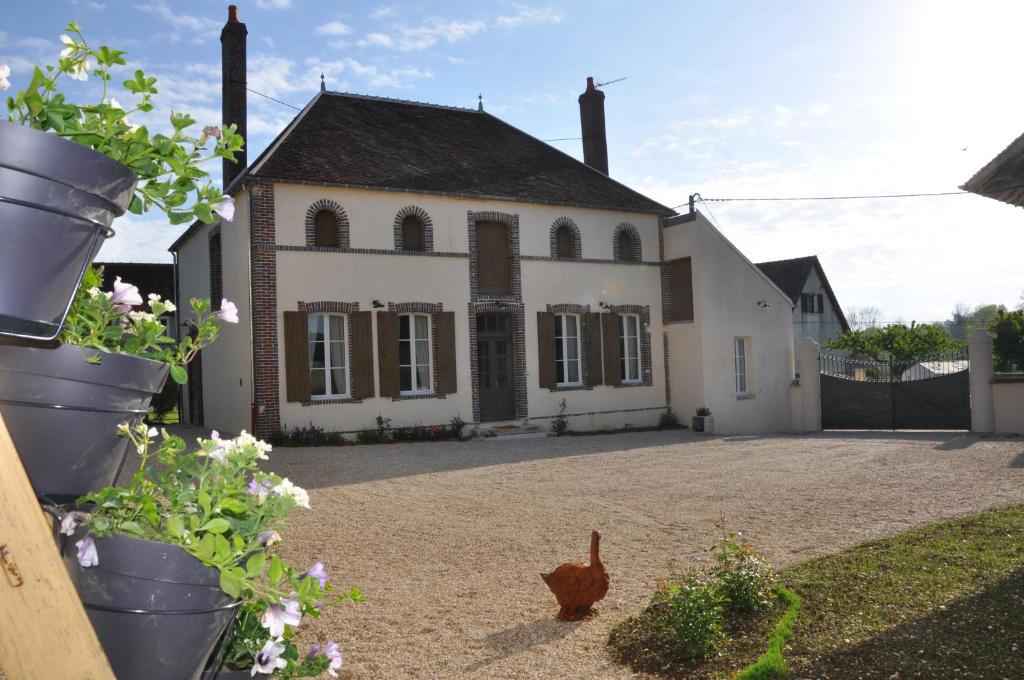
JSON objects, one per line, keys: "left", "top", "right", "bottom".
{"left": 801, "top": 294, "right": 809, "bottom": 313}
{"left": 537, "top": 311, "right": 556, "bottom": 389}
{"left": 817, "top": 294, "right": 824, "bottom": 314}
{"left": 602, "top": 312, "right": 622, "bottom": 385}
{"left": 314, "top": 210, "right": 338, "bottom": 247}
{"left": 283, "top": 310, "right": 310, "bottom": 403}
{"left": 584, "top": 312, "right": 603, "bottom": 386}
{"left": 434, "top": 311, "right": 457, "bottom": 394}
{"left": 349, "top": 311, "right": 375, "bottom": 399}
{"left": 376, "top": 311, "right": 400, "bottom": 398}
{"left": 670, "top": 258, "right": 694, "bottom": 321}
{"left": 556, "top": 226, "right": 573, "bottom": 258}
{"left": 476, "top": 221, "right": 510, "bottom": 295}
{"left": 402, "top": 216, "right": 424, "bottom": 251}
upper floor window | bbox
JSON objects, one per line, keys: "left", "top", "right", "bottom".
{"left": 476, "top": 220, "right": 510, "bottom": 295}
{"left": 801, "top": 293, "right": 825, "bottom": 314}
{"left": 555, "top": 225, "right": 574, "bottom": 258}
{"left": 314, "top": 209, "right": 339, "bottom": 247}
{"left": 554, "top": 313, "right": 582, "bottom": 386}
{"left": 399, "top": 313, "right": 432, "bottom": 393}
{"left": 614, "top": 223, "right": 641, "bottom": 262}
{"left": 734, "top": 337, "right": 750, "bottom": 394}
{"left": 401, "top": 215, "right": 425, "bottom": 251}
{"left": 309, "top": 313, "right": 348, "bottom": 398}
{"left": 620, "top": 314, "right": 641, "bottom": 383}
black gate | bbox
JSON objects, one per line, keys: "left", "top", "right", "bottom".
{"left": 819, "top": 351, "right": 970, "bottom": 430}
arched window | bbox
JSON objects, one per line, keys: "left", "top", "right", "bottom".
{"left": 549, "top": 217, "right": 580, "bottom": 259}
{"left": 555, "top": 225, "right": 574, "bottom": 258}
{"left": 614, "top": 223, "right": 641, "bottom": 262}
{"left": 314, "top": 209, "right": 338, "bottom": 247}
{"left": 402, "top": 215, "right": 425, "bottom": 251}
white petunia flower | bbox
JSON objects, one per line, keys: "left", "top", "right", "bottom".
{"left": 272, "top": 478, "right": 310, "bottom": 509}
{"left": 0, "top": 64, "right": 10, "bottom": 91}
{"left": 59, "top": 34, "right": 76, "bottom": 58}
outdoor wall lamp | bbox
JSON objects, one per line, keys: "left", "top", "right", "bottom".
{"left": 757, "top": 300, "right": 772, "bottom": 309}
{"left": 372, "top": 300, "right": 385, "bottom": 309}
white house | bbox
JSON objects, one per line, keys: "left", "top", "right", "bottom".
{"left": 170, "top": 7, "right": 799, "bottom": 438}
{"left": 756, "top": 256, "right": 849, "bottom": 363}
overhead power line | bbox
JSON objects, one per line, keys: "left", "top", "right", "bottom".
{"left": 699, "top": 191, "right": 969, "bottom": 203}
{"left": 246, "top": 87, "right": 302, "bottom": 111}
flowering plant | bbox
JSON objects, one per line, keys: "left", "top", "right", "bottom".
{"left": 60, "top": 266, "right": 238, "bottom": 384}
{"left": 2, "top": 22, "right": 242, "bottom": 224}
{"left": 63, "top": 423, "right": 359, "bottom": 677}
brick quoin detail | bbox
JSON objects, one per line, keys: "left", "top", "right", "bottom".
{"left": 304, "top": 198, "right": 350, "bottom": 248}
{"left": 250, "top": 181, "right": 280, "bottom": 437}
{"left": 549, "top": 216, "right": 582, "bottom": 259}
{"left": 393, "top": 205, "right": 434, "bottom": 252}
{"left": 546, "top": 303, "right": 595, "bottom": 389}
{"left": 613, "top": 222, "right": 642, "bottom": 262}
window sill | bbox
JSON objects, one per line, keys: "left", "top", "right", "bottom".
{"left": 304, "top": 396, "right": 361, "bottom": 406}
{"left": 736, "top": 392, "right": 756, "bottom": 401}
{"left": 393, "top": 392, "right": 445, "bottom": 401}
{"left": 551, "top": 384, "right": 589, "bottom": 392}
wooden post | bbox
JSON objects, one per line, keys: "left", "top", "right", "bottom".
{"left": 0, "top": 412, "right": 115, "bottom": 679}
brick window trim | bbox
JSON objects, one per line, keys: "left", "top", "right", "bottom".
{"left": 393, "top": 205, "right": 434, "bottom": 252}
{"left": 606, "top": 303, "right": 654, "bottom": 388}
{"left": 545, "top": 303, "right": 596, "bottom": 390}
{"left": 468, "top": 300, "right": 528, "bottom": 422}
{"left": 304, "top": 199, "right": 350, "bottom": 248}
{"left": 549, "top": 216, "right": 582, "bottom": 259}
{"left": 297, "top": 300, "right": 363, "bottom": 406}
{"left": 388, "top": 301, "right": 445, "bottom": 398}
{"left": 467, "top": 210, "right": 522, "bottom": 304}
{"left": 612, "top": 222, "right": 642, "bottom": 262}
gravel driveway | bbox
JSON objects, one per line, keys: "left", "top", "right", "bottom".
{"left": 257, "top": 430, "right": 1024, "bottom": 679}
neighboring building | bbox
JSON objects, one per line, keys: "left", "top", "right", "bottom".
{"left": 94, "top": 262, "right": 174, "bottom": 302}
{"left": 170, "top": 7, "right": 799, "bottom": 437}
{"left": 961, "top": 130, "right": 1024, "bottom": 208}
{"left": 756, "top": 256, "right": 849, "bottom": 361}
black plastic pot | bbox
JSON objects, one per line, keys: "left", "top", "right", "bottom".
{"left": 0, "top": 343, "right": 169, "bottom": 502}
{"left": 63, "top": 530, "right": 240, "bottom": 680}
{"left": 0, "top": 122, "right": 137, "bottom": 340}
{"left": 204, "top": 668, "right": 269, "bottom": 679}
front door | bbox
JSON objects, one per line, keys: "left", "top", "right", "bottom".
{"left": 477, "top": 314, "right": 515, "bottom": 421}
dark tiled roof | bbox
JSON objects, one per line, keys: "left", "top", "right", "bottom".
{"left": 961, "top": 130, "right": 1024, "bottom": 208}
{"left": 94, "top": 262, "right": 174, "bottom": 301}
{"left": 250, "top": 92, "right": 671, "bottom": 215}
{"left": 756, "top": 255, "right": 849, "bottom": 332}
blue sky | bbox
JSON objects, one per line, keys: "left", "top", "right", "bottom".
{"left": 2, "top": 0, "right": 1022, "bottom": 321}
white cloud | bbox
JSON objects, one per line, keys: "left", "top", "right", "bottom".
{"left": 306, "top": 57, "right": 432, "bottom": 90}
{"left": 316, "top": 21, "right": 352, "bottom": 36}
{"left": 446, "top": 55, "right": 472, "bottom": 65}
{"left": 136, "top": 2, "right": 220, "bottom": 44}
{"left": 255, "top": 0, "right": 292, "bottom": 8}
{"left": 71, "top": 0, "right": 106, "bottom": 10}
{"left": 357, "top": 33, "right": 395, "bottom": 48}
{"left": 371, "top": 6, "right": 397, "bottom": 19}
{"left": 396, "top": 18, "right": 487, "bottom": 51}
{"left": 494, "top": 5, "right": 562, "bottom": 29}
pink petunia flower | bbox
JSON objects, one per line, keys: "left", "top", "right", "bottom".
{"left": 261, "top": 599, "right": 302, "bottom": 638}
{"left": 251, "top": 638, "right": 287, "bottom": 676}
{"left": 203, "top": 125, "right": 222, "bottom": 139}
{"left": 107, "top": 276, "right": 143, "bottom": 313}
{"left": 76, "top": 533, "right": 99, "bottom": 567}
{"left": 60, "top": 511, "right": 87, "bottom": 536}
{"left": 212, "top": 196, "right": 235, "bottom": 222}
{"left": 214, "top": 299, "right": 239, "bottom": 324}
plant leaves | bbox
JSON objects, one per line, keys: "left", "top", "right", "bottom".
{"left": 245, "top": 552, "right": 266, "bottom": 579}
{"left": 169, "top": 363, "right": 188, "bottom": 384}
{"left": 219, "top": 569, "right": 242, "bottom": 598}
{"left": 199, "top": 518, "right": 230, "bottom": 534}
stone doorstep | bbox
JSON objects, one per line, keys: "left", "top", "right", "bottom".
{"left": 474, "top": 422, "right": 548, "bottom": 439}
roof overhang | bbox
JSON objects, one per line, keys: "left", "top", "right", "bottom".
{"left": 961, "top": 130, "right": 1024, "bottom": 208}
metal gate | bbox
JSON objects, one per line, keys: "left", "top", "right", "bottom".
{"left": 819, "top": 350, "right": 970, "bottom": 430}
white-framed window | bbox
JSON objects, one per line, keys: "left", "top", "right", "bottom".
{"left": 734, "top": 337, "right": 749, "bottom": 394}
{"left": 308, "top": 313, "right": 348, "bottom": 398}
{"left": 554, "top": 313, "right": 582, "bottom": 386}
{"left": 399, "top": 313, "right": 432, "bottom": 393}
{"left": 619, "top": 313, "right": 641, "bottom": 383}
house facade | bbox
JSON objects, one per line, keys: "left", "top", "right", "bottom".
{"left": 756, "top": 256, "right": 849, "bottom": 363}
{"left": 170, "top": 7, "right": 800, "bottom": 438}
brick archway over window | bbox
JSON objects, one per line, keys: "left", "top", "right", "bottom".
{"left": 305, "top": 199, "right": 350, "bottom": 248}
{"left": 393, "top": 205, "right": 434, "bottom": 252}
{"left": 549, "top": 217, "right": 581, "bottom": 259}
{"left": 613, "top": 222, "right": 641, "bottom": 262}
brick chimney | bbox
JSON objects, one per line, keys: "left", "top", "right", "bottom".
{"left": 221, "top": 5, "right": 247, "bottom": 189}
{"left": 578, "top": 76, "right": 608, "bottom": 175}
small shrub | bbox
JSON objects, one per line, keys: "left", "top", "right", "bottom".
{"left": 709, "top": 526, "right": 776, "bottom": 612}
{"left": 269, "top": 422, "right": 346, "bottom": 447}
{"left": 696, "top": 406, "right": 711, "bottom": 417}
{"left": 658, "top": 409, "right": 680, "bottom": 428}
{"left": 608, "top": 572, "right": 727, "bottom": 672}
{"left": 551, "top": 398, "right": 569, "bottom": 436}
{"left": 448, "top": 415, "right": 466, "bottom": 440}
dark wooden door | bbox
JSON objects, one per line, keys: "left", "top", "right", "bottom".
{"left": 478, "top": 314, "right": 514, "bottom": 421}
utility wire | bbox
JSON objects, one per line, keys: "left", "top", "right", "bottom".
{"left": 246, "top": 87, "right": 302, "bottom": 111}
{"left": 699, "top": 191, "right": 969, "bottom": 203}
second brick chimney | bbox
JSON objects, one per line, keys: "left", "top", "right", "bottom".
{"left": 221, "top": 5, "right": 247, "bottom": 189}
{"left": 578, "top": 76, "right": 608, "bottom": 175}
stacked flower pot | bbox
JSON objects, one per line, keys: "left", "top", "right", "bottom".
{"left": 0, "top": 123, "right": 238, "bottom": 680}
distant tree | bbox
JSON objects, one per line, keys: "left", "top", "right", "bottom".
{"left": 1018, "top": 290, "right": 1024, "bottom": 311}
{"left": 845, "top": 306, "right": 882, "bottom": 331}
{"left": 989, "top": 309, "right": 1024, "bottom": 372}
{"left": 943, "top": 303, "right": 1007, "bottom": 341}
{"left": 824, "top": 323, "right": 964, "bottom": 363}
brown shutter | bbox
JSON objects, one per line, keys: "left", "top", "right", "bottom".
{"left": 584, "top": 312, "right": 603, "bottom": 387}
{"left": 537, "top": 311, "right": 556, "bottom": 389}
{"left": 801, "top": 294, "right": 809, "bottom": 313}
{"left": 670, "top": 257, "right": 694, "bottom": 321}
{"left": 817, "top": 293, "right": 824, "bottom": 313}
{"left": 434, "top": 311, "right": 457, "bottom": 394}
{"left": 376, "top": 311, "right": 400, "bottom": 398}
{"left": 283, "top": 310, "right": 310, "bottom": 403}
{"left": 349, "top": 311, "right": 375, "bottom": 399}
{"left": 602, "top": 312, "right": 622, "bottom": 386}
{"left": 476, "top": 221, "right": 510, "bottom": 295}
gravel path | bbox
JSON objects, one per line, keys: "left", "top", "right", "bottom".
{"left": 254, "top": 430, "right": 1024, "bottom": 679}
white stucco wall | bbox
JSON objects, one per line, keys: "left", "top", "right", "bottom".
{"left": 664, "top": 213, "right": 796, "bottom": 434}
{"left": 792, "top": 268, "right": 844, "bottom": 363}
{"left": 271, "top": 184, "right": 665, "bottom": 432}
{"left": 175, "top": 190, "right": 253, "bottom": 434}
{"left": 993, "top": 380, "right": 1024, "bottom": 434}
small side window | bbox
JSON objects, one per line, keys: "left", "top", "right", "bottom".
{"left": 314, "top": 210, "right": 338, "bottom": 247}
